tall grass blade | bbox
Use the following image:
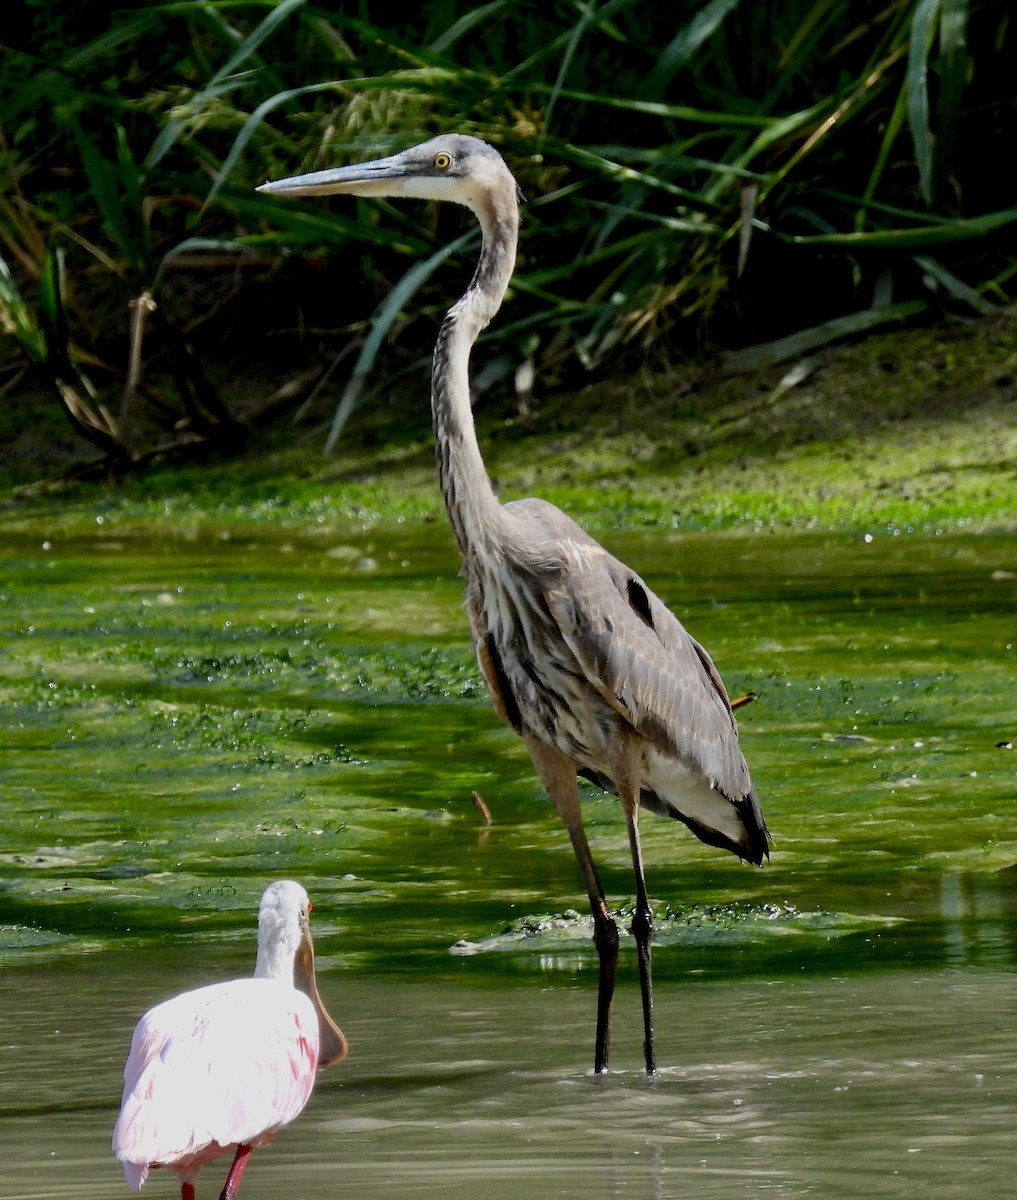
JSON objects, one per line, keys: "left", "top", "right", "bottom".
{"left": 429, "top": 2, "right": 508, "bottom": 53}
{"left": 214, "top": 0, "right": 308, "bottom": 81}
{"left": 723, "top": 301, "right": 929, "bottom": 371}
{"left": 932, "top": 0, "right": 969, "bottom": 207}
{"left": 229, "top": 190, "right": 431, "bottom": 253}
{"left": 73, "top": 121, "right": 151, "bottom": 279}
{"left": 205, "top": 80, "right": 349, "bottom": 210}
{"left": 641, "top": 0, "right": 743, "bottom": 97}
{"left": 907, "top": 0, "right": 940, "bottom": 206}
{"left": 858, "top": 83, "right": 910, "bottom": 231}
{"left": 0, "top": 252, "right": 45, "bottom": 362}
{"left": 540, "top": 0, "right": 597, "bottom": 144}
{"left": 790, "top": 205, "right": 1017, "bottom": 248}
{"left": 324, "top": 229, "right": 475, "bottom": 455}
{"left": 37, "top": 246, "right": 70, "bottom": 371}
{"left": 154, "top": 237, "right": 256, "bottom": 288}
{"left": 37, "top": 247, "right": 123, "bottom": 449}
{"left": 146, "top": 0, "right": 308, "bottom": 170}
{"left": 915, "top": 254, "right": 996, "bottom": 314}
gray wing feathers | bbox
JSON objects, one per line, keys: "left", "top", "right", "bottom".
{"left": 544, "top": 547, "right": 752, "bottom": 802}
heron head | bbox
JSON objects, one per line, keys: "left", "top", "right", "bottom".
{"left": 257, "top": 134, "right": 515, "bottom": 216}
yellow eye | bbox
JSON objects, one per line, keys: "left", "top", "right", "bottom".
{"left": 433, "top": 152, "right": 451, "bottom": 170}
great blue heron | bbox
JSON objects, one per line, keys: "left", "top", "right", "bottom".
{"left": 258, "top": 135, "right": 769, "bottom": 1074}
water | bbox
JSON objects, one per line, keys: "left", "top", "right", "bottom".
{"left": 4, "top": 964, "right": 1016, "bottom": 1198}
{"left": 1, "top": 521, "right": 1016, "bottom": 1197}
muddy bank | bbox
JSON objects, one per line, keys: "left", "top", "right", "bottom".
{"left": 3, "top": 310, "right": 1015, "bottom": 534}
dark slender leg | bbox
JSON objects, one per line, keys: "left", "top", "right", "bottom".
{"left": 625, "top": 807, "right": 655, "bottom": 1074}
{"left": 593, "top": 905, "right": 619, "bottom": 1073}
{"left": 182, "top": 1185, "right": 196, "bottom": 1200}
{"left": 565, "top": 821, "right": 619, "bottom": 1073}
{"left": 219, "top": 1145, "right": 253, "bottom": 1200}
{"left": 525, "top": 735, "right": 619, "bottom": 1074}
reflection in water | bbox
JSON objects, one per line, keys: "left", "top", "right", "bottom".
{"left": 3, "top": 959, "right": 1016, "bottom": 1199}
{"left": 940, "top": 871, "right": 1014, "bottom": 968}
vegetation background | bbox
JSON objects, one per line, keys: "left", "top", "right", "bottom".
{"left": 2, "top": 12, "right": 1015, "bottom": 1196}
{"left": 0, "top": 0, "right": 1014, "bottom": 508}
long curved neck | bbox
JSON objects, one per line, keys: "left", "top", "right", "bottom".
{"left": 253, "top": 887, "right": 303, "bottom": 981}
{"left": 432, "top": 188, "right": 518, "bottom": 561}
{"left": 254, "top": 941, "right": 291, "bottom": 980}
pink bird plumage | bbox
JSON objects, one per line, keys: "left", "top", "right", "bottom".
{"left": 112, "top": 880, "right": 348, "bottom": 1200}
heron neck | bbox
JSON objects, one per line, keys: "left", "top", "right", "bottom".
{"left": 431, "top": 196, "right": 518, "bottom": 560}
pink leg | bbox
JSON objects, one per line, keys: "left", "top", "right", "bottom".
{"left": 181, "top": 1184, "right": 196, "bottom": 1200}
{"left": 219, "top": 1145, "right": 254, "bottom": 1200}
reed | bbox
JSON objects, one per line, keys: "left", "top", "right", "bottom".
{"left": 1, "top": 1, "right": 1012, "bottom": 464}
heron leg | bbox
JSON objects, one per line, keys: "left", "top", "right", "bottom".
{"left": 219, "top": 1144, "right": 253, "bottom": 1200}
{"left": 525, "top": 734, "right": 619, "bottom": 1074}
{"left": 565, "top": 817, "right": 619, "bottom": 1073}
{"left": 623, "top": 798, "right": 655, "bottom": 1074}
{"left": 613, "top": 735, "right": 654, "bottom": 1074}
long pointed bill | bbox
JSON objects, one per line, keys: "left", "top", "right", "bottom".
{"left": 256, "top": 152, "right": 412, "bottom": 199}
{"left": 294, "top": 928, "right": 349, "bottom": 1068}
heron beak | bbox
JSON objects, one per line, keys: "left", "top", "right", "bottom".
{"left": 256, "top": 152, "right": 412, "bottom": 199}
{"left": 294, "top": 927, "right": 349, "bottom": 1069}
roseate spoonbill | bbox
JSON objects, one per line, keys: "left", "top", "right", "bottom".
{"left": 258, "top": 135, "right": 768, "bottom": 1074}
{"left": 112, "top": 880, "right": 347, "bottom": 1198}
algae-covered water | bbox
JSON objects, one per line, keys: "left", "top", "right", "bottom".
{"left": 1, "top": 518, "right": 1015, "bottom": 1198}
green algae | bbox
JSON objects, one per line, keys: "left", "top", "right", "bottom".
{"left": 1, "top": 312, "right": 1015, "bottom": 978}
{"left": 1, "top": 518, "right": 1014, "bottom": 986}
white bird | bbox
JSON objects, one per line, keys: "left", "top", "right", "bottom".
{"left": 112, "top": 880, "right": 348, "bottom": 1200}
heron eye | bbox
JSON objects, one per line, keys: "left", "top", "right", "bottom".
{"left": 433, "top": 152, "right": 452, "bottom": 170}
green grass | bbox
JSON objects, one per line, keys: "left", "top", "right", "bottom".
{"left": 4, "top": 306, "right": 1014, "bottom": 538}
